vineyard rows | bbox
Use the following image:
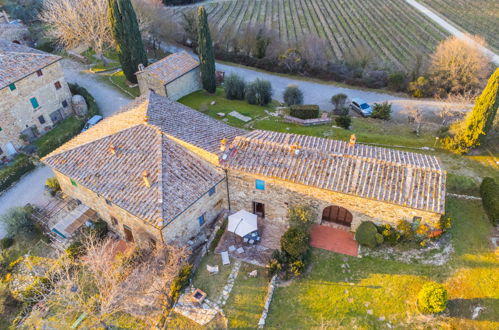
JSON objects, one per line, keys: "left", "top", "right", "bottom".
{"left": 169, "top": 0, "right": 449, "bottom": 70}
{"left": 418, "top": 0, "right": 499, "bottom": 52}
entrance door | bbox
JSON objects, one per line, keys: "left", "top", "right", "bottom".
{"left": 322, "top": 205, "right": 353, "bottom": 227}
{"left": 253, "top": 202, "right": 265, "bottom": 218}
{"left": 123, "top": 225, "right": 134, "bottom": 242}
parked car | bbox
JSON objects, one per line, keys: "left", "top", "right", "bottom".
{"left": 81, "top": 115, "right": 103, "bottom": 132}
{"left": 349, "top": 98, "right": 373, "bottom": 117}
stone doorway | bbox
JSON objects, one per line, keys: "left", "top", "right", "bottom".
{"left": 253, "top": 201, "right": 265, "bottom": 218}
{"left": 123, "top": 225, "right": 134, "bottom": 242}
{"left": 322, "top": 205, "right": 353, "bottom": 228}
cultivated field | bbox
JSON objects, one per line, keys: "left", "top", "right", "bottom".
{"left": 170, "top": 0, "right": 449, "bottom": 70}
{"left": 418, "top": 0, "right": 499, "bottom": 52}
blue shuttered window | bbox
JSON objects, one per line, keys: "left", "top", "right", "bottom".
{"left": 255, "top": 179, "right": 265, "bottom": 191}
{"left": 30, "top": 97, "right": 39, "bottom": 109}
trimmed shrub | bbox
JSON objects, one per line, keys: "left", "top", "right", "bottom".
{"left": 355, "top": 221, "right": 380, "bottom": 248}
{"left": 387, "top": 72, "right": 407, "bottom": 92}
{"left": 331, "top": 93, "right": 348, "bottom": 113}
{"left": 209, "top": 218, "right": 228, "bottom": 252}
{"left": 417, "top": 282, "right": 448, "bottom": 314}
{"left": 45, "top": 177, "right": 61, "bottom": 196}
{"left": 245, "top": 79, "right": 273, "bottom": 105}
{"left": 0, "top": 155, "right": 36, "bottom": 193}
{"left": 0, "top": 237, "right": 14, "bottom": 249}
{"left": 289, "top": 104, "right": 320, "bottom": 119}
{"left": 283, "top": 85, "right": 304, "bottom": 106}
{"left": 280, "top": 226, "right": 309, "bottom": 260}
{"left": 224, "top": 73, "right": 246, "bottom": 100}
{"left": 335, "top": 114, "right": 351, "bottom": 129}
{"left": 371, "top": 102, "right": 392, "bottom": 120}
{"left": 480, "top": 177, "right": 499, "bottom": 224}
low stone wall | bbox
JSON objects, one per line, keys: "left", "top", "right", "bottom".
{"left": 258, "top": 275, "right": 278, "bottom": 328}
{"left": 283, "top": 115, "right": 331, "bottom": 126}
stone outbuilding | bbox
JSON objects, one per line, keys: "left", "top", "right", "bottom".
{"left": 42, "top": 92, "right": 446, "bottom": 248}
{"left": 0, "top": 39, "right": 73, "bottom": 158}
{"left": 136, "top": 51, "right": 202, "bottom": 101}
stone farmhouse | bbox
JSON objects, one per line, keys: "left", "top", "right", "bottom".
{"left": 42, "top": 92, "right": 446, "bottom": 248}
{"left": 0, "top": 39, "right": 72, "bottom": 158}
{"left": 136, "top": 51, "right": 202, "bottom": 101}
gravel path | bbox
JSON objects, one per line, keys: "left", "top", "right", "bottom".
{"left": 405, "top": 0, "right": 499, "bottom": 65}
{"left": 161, "top": 44, "right": 471, "bottom": 117}
{"left": 0, "top": 61, "right": 132, "bottom": 237}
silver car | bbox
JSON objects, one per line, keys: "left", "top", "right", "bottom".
{"left": 349, "top": 98, "right": 373, "bottom": 117}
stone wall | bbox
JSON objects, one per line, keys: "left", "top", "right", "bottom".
{"left": 136, "top": 71, "right": 166, "bottom": 97}
{"left": 227, "top": 170, "right": 441, "bottom": 230}
{"left": 165, "top": 68, "right": 202, "bottom": 101}
{"left": 54, "top": 170, "right": 164, "bottom": 248}
{"left": 0, "top": 60, "right": 72, "bottom": 155}
{"left": 162, "top": 179, "right": 228, "bottom": 244}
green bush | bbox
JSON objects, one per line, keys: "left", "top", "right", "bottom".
{"left": 387, "top": 72, "right": 407, "bottom": 91}
{"left": 68, "top": 83, "right": 101, "bottom": 118}
{"left": 331, "top": 93, "right": 348, "bottom": 113}
{"left": 480, "top": 177, "right": 499, "bottom": 225}
{"left": 396, "top": 220, "right": 414, "bottom": 241}
{"left": 287, "top": 205, "right": 316, "bottom": 225}
{"left": 283, "top": 85, "right": 304, "bottom": 106}
{"left": 371, "top": 102, "right": 392, "bottom": 120}
{"left": 35, "top": 117, "right": 85, "bottom": 157}
{"left": 66, "top": 241, "right": 85, "bottom": 260}
{"left": 0, "top": 155, "right": 36, "bottom": 193}
{"left": 45, "top": 177, "right": 61, "bottom": 196}
{"left": 245, "top": 79, "right": 273, "bottom": 105}
{"left": 224, "top": 73, "right": 246, "bottom": 100}
{"left": 417, "top": 282, "right": 448, "bottom": 314}
{"left": 280, "top": 226, "right": 309, "bottom": 260}
{"left": 289, "top": 104, "right": 320, "bottom": 119}
{"left": 355, "top": 221, "right": 380, "bottom": 248}
{"left": 0, "top": 206, "right": 36, "bottom": 239}
{"left": 169, "top": 264, "right": 192, "bottom": 305}
{"left": 83, "top": 219, "right": 108, "bottom": 239}
{"left": 335, "top": 114, "right": 352, "bottom": 129}
{"left": 209, "top": 218, "right": 227, "bottom": 252}
{"left": 0, "top": 237, "right": 14, "bottom": 249}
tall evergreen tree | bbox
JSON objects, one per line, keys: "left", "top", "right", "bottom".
{"left": 197, "top": 6, "right": 216, "bottom": 93}
{"left": 108, "top": 0, "right": 148, "bottom": 84}
{"left": 443, "top": 68, "right": 499, "bottom": 154}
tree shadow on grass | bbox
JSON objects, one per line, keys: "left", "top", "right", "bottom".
{"left": 447, "top": 298, "right": 499, "bottom": 322}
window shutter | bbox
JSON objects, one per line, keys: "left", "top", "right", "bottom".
{"left": 8, "top": 83, "right": 16, "bottom": 91}
{"left": 255, "top": 179, "right": 265, "bottom": 190}
{"left": 30, "top": 97, "right": 39, "bottom": 109}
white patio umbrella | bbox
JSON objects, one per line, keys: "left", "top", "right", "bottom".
{"left": 227, "top": 210, "right": 258, "bottom": 237}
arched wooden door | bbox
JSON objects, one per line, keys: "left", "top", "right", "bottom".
{"left": 322, "top": 205, "right": 353, "bottom": 227}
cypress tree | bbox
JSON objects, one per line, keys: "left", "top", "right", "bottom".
{"left": 108, "top": 0, "right": 148, "bottom": 84}
{"left": 197, "top": 6, "right": 216, "bottom": 93}
{"left": 443, "top": 68, "right": 499, "bottom": 154}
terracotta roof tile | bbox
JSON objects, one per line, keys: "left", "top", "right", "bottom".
{"left": 0, "top": 39, "right": 61, "bottom": 89}
{"left": 138, "top": 51, "right": 199, "bottom": 85}
{"left": 221, "top": 130, "right": 446, "bottom": 214}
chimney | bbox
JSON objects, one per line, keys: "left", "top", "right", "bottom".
{"left": 349, "top": 134, "right": 356, "bottom": 147}
{"left": 109, "top": 144, "right": 116, "bottom": 155}
{"left": 142, "top": 170, "right": 151, "bottom": 188}
{"left": 290, "top": 144, "right": 301, "bottom": 155}
{"left": 220, "top": 138, "right": 228, "bottom": 152}
{"left": 144, "top": 115, "right": 149, "bottom": 123}
{"left": 138, "top": 63, "right": 145, "bottom": 72}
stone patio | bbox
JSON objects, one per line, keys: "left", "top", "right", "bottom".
{"left": 215, "top": 218, "right": 287, "bottom": 266}
{"left": 310, "top": 224, "right": 359, "bottom": 256}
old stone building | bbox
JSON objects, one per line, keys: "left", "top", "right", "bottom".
{"left": 136, "top": 51, "right": 202, "bottom": 101}
{"left": 43, "top": 92, "right": 446, "bottom": 248}
{"left": 42, "top": 92, "right": 243, "bottom": 247}
{"left": 0, "top": 39, "right": 72, "bottom": 157}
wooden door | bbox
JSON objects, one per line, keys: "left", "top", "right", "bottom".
{"left": 253, "top": 202, "right": 265, "bottom": 218}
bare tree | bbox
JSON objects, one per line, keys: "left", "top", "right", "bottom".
{"left": 40, "top": 0, "right": 113, "bottom": 57}
{"left": 404, "top": 107, "right": 425, "bottom": 136}
{"left": 297, "top": 35, "right": 329, "bottom": 69}
{"left": 40, "top": 235, "right": 188, "bottom": 328}
{"left": 430, "top": 35, "right": 491, "bottom": 97}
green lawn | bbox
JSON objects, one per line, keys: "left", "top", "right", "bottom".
{"left": 191, "top": 252, "right": 233, "bottom": 301}
{"left": 265, "top": 198, "right": 499, "bottom": 329}
{"left": 34, "top": 116, "right": 84, "bottom": 157}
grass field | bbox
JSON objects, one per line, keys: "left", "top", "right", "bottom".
{"left": 418, "top": 0, "right": 499, "bottom": 52}
{"left": 266, "top": 198, "right": 499, "bottom": 329}
{"left": 170, "top": 0, "right": 449, "bottom": 70}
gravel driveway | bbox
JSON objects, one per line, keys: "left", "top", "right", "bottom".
{"left": 0, "top": 61, "right": 132, "bottom": 237}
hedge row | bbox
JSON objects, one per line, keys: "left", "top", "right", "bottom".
{"left": 289, "top": 105, "right": 320, "bottom": 119}
{"left": 0, "top": 155, "right": 36, "bottom": 193}
{"left": 480, "top": 177, "right": 499, "bottom": 225}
